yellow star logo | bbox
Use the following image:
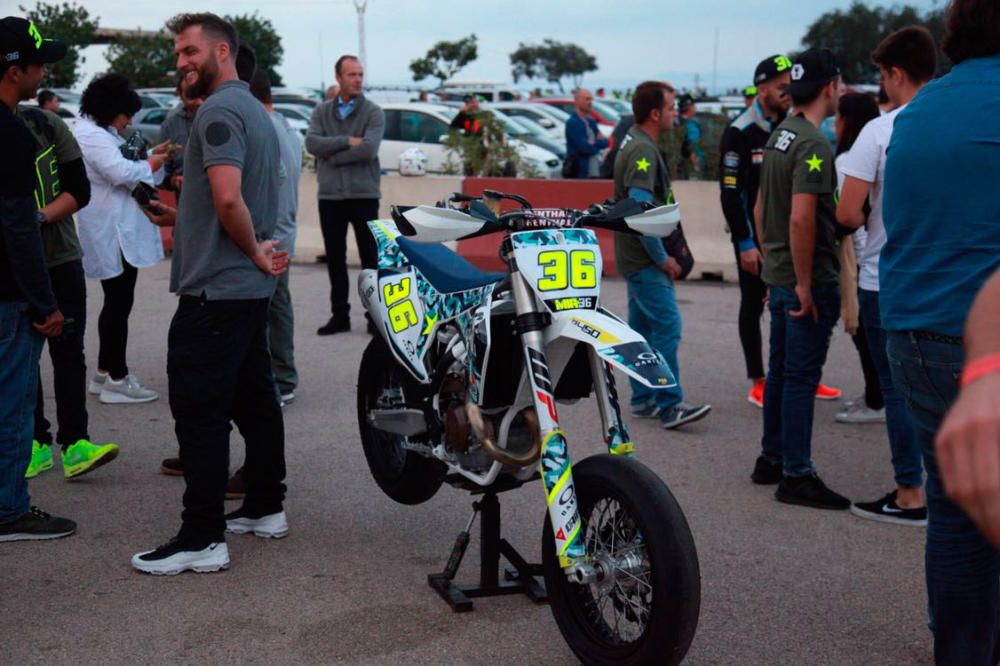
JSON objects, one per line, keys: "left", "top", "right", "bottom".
{"left": 806, "top": 153, "right": 824, "bottom": 172}
{"left": 635, "top": 157, "right": 650, "bottom": 172}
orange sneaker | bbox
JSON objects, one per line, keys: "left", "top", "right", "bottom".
{"left": 747, "top": 379, "right": 765, "bottom": 408}
{"left": 816, "top": 383, "right": 842, "bottom": 400}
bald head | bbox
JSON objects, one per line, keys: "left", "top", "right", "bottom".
{"left": 574, "top": 88, "right": 594, "bottom": 115}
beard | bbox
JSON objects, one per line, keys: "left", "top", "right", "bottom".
{"left": 181, "top": 57, "right": 219, "bottom": 100}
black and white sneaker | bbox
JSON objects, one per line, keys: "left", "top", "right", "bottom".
{"left": 775, "top": 474, "right": 850, "bottom": 510}
{"left": 851, "top": 490, "right": 927, "bottom": 527}
{"left": 131, "top": 538, "right": 230, "bottom": 575}
{"left": 660, "top": 403, "right": 712, "bottom": 430}
{"left": 225, "top": 509, "right": 289, "bottom": 539}
{"left": 0, "top": 507, "right": 76, "bottom": 542}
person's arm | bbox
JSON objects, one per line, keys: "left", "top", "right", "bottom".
{"left": 720, "top": 128, "right": 763, "bottom": 275}
{"left": 835, "top": 123, "right": 880, "bottom": 229}
{"left": 38, "top": 157, "right": 90, "bottom": 222}
{"left": 304, "top": 102, "right": 349, "bottom": 159}
{"left": 565, "top": 115, "right": 589, "bottom": 156}
{"left": 206, "top": 165, "right": 287, "bottom": 276}
{"left": 77, "top": 128, "right": 160, "bottom": 189}
{"left": 935, "top": 268, "right": 1000, "bottom": 547}
{"left": 329, "top": 106, "right": 386, "bottom": 166}
{"left": 753, "top": 185, "right": 765, "bottom": 257}
{"left": 628, "top": 186, "right": 680, "bottom": 278}
{"left": 835, "top": 175, "right": 872, "bottom": 229}
{"left": 788, "top": 192, "right": 818, "bottom": 321}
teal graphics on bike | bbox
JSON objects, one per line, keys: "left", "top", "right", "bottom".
{"left": 512, "top": 229, "right": 602, "bottom": 313}
{"left": 598, "top": 342, "right": 677, "bottom": 388}
{"left": 539, "top": 430, "right": 586, "bottom": 565}
{"left": 602, "top": 368, "right": 634, "bottom": 456}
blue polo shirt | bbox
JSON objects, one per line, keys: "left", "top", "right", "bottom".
{"left": 880, "top": 54, "right": 1000, "bottom": 336}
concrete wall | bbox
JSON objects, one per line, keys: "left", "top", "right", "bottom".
{"left": 293, "top": 175, "right": 737, "bottom": 281}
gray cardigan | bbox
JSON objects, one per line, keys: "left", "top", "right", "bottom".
{"left": 305, "top": 95, "right": 384, "bottom": 200}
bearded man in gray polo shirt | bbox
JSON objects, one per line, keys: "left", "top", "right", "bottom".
{"left": 132, "top": 13, "right": 290, "bottom": 575}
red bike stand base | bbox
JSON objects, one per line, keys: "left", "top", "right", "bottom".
{"left": 428, "top": 489, "right": 548, "bottom": 612}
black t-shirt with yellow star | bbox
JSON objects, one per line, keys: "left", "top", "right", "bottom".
{"left": 612, "top": 125, "right": 673, "bottom": 275}
{"left": 759, "top": 114, "right": 839, "bottom": 289}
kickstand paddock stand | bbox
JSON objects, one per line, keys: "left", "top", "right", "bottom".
{"left": 427, "top": 489, "right": 547, "bottom": 612}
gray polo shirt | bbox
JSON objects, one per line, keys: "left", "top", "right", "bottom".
{"left": 269, "top": 111, "right": 302, "bottom": 258}
{"left": 170, "top": 80, "right": 280, "bottom": 300}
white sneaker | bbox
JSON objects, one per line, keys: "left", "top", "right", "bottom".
{"left": 835, "top": 400, "right": 886, "bottom": 424}
{"left": 280, "top": 391, "right": 295, "bottom": 404}
{"left": 131, "top": 539, "right": 229, "bottom": 575}
{"left": 226, "top": 510, "right": 289, "bottom": 539}
{"left": 99, "top": 374, "right": 158, "bottom": 404}
{"left": 88, "top": 371, "right": 108, "bottom": 395}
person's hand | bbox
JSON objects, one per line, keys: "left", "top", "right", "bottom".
{"left": 150, "top": 140, "right": 172, "bottom": 155}
{"left": 348, "top": 136, "right": 364, "bottom": 147}
{"left": 789, "top": 283, "right": 817, "bottom": 322}
{"left": 936, "top": 373, "right": 1000, "bottom": 548}
{"left": 659, "top": 257, "right": 682, "bottom": 280}
{"left": 33, "top": 309, "right": 64, "bottom": 337}
{"left": 170, "top": 174, "right": 184, "bottom": 190}
{"left": 252, "top": 240, "right": 289, "bottom": 276}
{"left": 740, "top": 246, "right": 763, "bottom": 276}
{"left": 147, "top": 152, "right": 168, "bottom": 171}
{"left": 140, "top": 200, "right": 177, "bottom": 227}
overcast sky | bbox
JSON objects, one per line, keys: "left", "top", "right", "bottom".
{"left": 50, "top": 0, "right": 940, "bottom": 92}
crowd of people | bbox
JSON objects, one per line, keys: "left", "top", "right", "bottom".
{"left": 0, "top": 3, "right": 999, "bottom": 663}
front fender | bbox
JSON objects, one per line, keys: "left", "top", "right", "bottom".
{"left": 545, "top": 308, "right": 678, "bottom": 389}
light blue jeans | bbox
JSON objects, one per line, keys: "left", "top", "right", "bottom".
{"left": 624, "top": 266, "right": 684, "bottom": 411}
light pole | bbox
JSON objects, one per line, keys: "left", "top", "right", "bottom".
{"left": 353, "top": 0, "right": 367, "bottom": 71}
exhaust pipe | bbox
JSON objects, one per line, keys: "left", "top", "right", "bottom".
{"left": 464, "top": 402, "right": 542, "bottom": 467}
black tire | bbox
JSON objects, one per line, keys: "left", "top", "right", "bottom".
{"left": 357, "top": 337, "right": 445, "bottom": 505}
{"left": 542, "top": 454, "right": 700, "bottom": 666}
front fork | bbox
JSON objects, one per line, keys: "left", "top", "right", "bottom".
{"left": 510, "top": 271, "right": 632, "bottom": 572}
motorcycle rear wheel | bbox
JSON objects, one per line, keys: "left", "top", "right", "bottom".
{"left": 542, "top": 454, "right": 700, "bottom": 665}
{"left": 357, "top": 337, "right": 446, "bottom": 505}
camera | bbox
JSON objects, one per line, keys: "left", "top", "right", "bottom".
{"left": 120, "top": 130, "right": 148, "bottom": 161}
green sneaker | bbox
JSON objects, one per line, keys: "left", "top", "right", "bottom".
{"left": 62, "top": 439, "right": 120, "bottom": 479}
{"left": 25, "top": 441, "right": 54, "bottom": 479}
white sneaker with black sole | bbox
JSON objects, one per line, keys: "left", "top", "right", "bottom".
{"left": 226, "top": 509, "right": 289, "bottom": 539}
{"left": 100, "top": 373, "right": 158, "bottom": 404}
{"left": 87, "top": 371, "right": 108, "bottom": 395}
{"left": 835, "top": 400, "right": 886, "bottom": 424}
{"left": 131, "top": 539, "right": 230, "bottom": 575}
{"left": 660, "top": 403, "right": 712, "bottom": 430}
{"left": 851, "top": 490, "right": 927, "bottom": 527}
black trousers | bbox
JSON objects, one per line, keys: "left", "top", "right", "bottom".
{"left": 850, "top": 300, "right": 885, "bottom": 411}
{"left": 34, "top": 259, "right": 88, "bottom": 448}
{"left": 98, "top": 257, "right": 138, "bottom": 380}
{"left": 168, "top": 296, "right": 286, "bottom": 544}
{"left": 318, "top": 199, "right": 379, "bottom": 318}
{"left": 733, "top": 243, "right": 767, "bottom": 380}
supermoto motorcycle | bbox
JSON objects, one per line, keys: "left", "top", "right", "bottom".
{"left": 356, "top": 191, "right": 700, "bottom": 665}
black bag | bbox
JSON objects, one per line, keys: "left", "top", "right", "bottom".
{"left": 663, "top": 222, "right": 695, "bottom": 280}
{"left": 561, "top": 154, "right": 578, "bottom": 179}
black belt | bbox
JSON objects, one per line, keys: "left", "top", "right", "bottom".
{"left": 911, "top": 330, "right": 963, "bottom": 346}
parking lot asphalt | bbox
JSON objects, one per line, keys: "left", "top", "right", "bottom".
{"left": 2, "top": 259, "right": 932, "bottom": 665}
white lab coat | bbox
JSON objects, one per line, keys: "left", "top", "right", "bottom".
{"left": 74, "top": 116, "right": 165, "bottom": 280}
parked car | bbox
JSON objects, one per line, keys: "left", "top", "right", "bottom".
{"left": 272, "top": 88, "right": 319, "bottom": 109}
{"left": 532, "top": 98, "right": 620, "bottom": 130}
{"left": 378, "top": 102, "right": 560, "bottom": 178}
{"left": 272, "top": 104, "right": 309, "bottom": 137}
{"left": 52, "top": 101, "right": 80, "bottom": 129}
{"left": 489, "top": 101, "right": 567, "bottom": 140}
{"left": 129, "top": 106, "right": 172, "bottom": 145}
{"left": 434, "top": 81, "right": 525, "bottom": 102}
{"left": 484, "top": 105, "right": 565, "bottom": 158}
{"left": 596, "top": 97, "right": 632, "bottom": 117}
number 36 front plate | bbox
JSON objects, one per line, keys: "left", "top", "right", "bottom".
{"left": 512, "top": 229, "right": 602, "bottom": 313}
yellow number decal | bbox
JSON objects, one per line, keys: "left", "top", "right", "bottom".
{"left": 571, "top": 250, "right": 597, "bottom": 288}
{"left": 537, "top": 251, "right": 568, "bottom": 291}
{"left": 388, "top": 301, "right": 418, "bottom": 333}
{"left": 383, "top": 278, "right": 411, "bottom": 306}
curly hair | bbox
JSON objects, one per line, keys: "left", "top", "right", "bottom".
{"left": 943, "top": 0, "right": 1000, "bottom": 64}
{"left": 80, "top": 74, "right": 141, "bottom": 127}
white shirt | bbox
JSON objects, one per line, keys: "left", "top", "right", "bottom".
{"left": 74, "top": 116, "right": 165, "bottom": 280}
{"left": 835, "top": 153, "right": 868, "bottom": 260}
{"left": 837, "top": 105, "right": 904, "bottom": 291}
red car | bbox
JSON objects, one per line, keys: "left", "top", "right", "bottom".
{"left": 532, "top": 98, "right": 620, "bottom": 130}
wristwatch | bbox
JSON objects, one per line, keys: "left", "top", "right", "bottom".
{"left": 35, "top": 210, "right": 48, "bottom": 225}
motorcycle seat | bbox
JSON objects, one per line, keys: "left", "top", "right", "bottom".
{"left": 396, "top": 235, "right": 506, "bottom": 293}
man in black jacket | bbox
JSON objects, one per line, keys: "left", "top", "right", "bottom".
{"left": 0, "top": 15, "right": 75, "bottom": 541}
{"left": 719, "top": 55, "right": 793, "bottom": 407}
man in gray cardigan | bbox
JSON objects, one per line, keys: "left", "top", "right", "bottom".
{"left": 305, "top": 55, "right": 384, "bottom": 335}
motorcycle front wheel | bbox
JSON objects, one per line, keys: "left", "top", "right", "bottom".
{"left": 542, "top": 454, "right": 700, "bottom": 666}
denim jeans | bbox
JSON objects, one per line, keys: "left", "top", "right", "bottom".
{"left": 859, "top": 290, "right": 922, "bottom": 488}
{"left": 887, "top": 331, "right": 1000, "bottom": 666}
{"left": 168, "top": 296, "right": 286, "bottom": 543}
{"left": 268, "top": 268, "right": 297, "bottom": 395}
{"left": 0, "top": 302, "right": 44, "bottom": 523}
{"left": 760, "top": 284, "right": 840, "bottom": 477}
{"left": 624, "top": 265, "right": 683, "bottom": 411}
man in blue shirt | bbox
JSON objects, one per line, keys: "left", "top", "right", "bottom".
{"left": 564, "top": 88, "right": 608, "bottom": 179}
{"left": 881, "top": 0, "right": 1000, "bottom": 661}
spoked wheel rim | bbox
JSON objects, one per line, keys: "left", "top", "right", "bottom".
{"left": 575, "top": 497, "right": 654, "bottom": 647}
{"left": 364, "top": 374, "right": 408, "bottom": 480}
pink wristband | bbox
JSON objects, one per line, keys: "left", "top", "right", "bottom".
{"left": 961, "top": 353, "right": 1000, "bottom": 388}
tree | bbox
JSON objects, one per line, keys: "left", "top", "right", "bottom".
{"left": 509, "top": 39, "right": 597, "bottom": 92}
{"left": 801, "top": 1, "right": 948, "bottom": 84}
{"left": 104, "top": 33, "right": 176, "bottom": 88}
{"left": 410, "top": 34, "right": 478, "bottom": 86}
{"left": 225, "top": 12, "right": 284, "bottom": 86}
{"left": 19, "top": 1, "right": 98, "bottom": 87}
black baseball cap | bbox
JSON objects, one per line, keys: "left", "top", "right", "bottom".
{"left": 785, "top": 49, "right": 841, "bottom": 98}
{"left": 0, "top": 17, "right": 67, "bottom": 67}
{"left": 754, "top": 54, "right": 793, "bottom": 84}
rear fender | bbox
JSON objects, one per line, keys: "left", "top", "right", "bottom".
{"left": 544, "top": 309, "right": 677, "bottom": 389}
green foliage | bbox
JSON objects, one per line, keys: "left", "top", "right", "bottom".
{"left": 510, "top": 39, "right": 597, "bottom": 92}
{"left": 802, "top": 1, "right": 948, "bottom": 83}
{"left": 105, "top": 33, "right": 176, "bottom": 88}
{"left": 410, "top": 34, "right": 478, "bottom": 85}
{"left": 19, "top": 1, "right": 98, "bottom": 87}
{"left": 225, "top": 12, "right": 284, "bottom": 86}
{"left": 442, "top": 113, "right": 537, "bottom": 178}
